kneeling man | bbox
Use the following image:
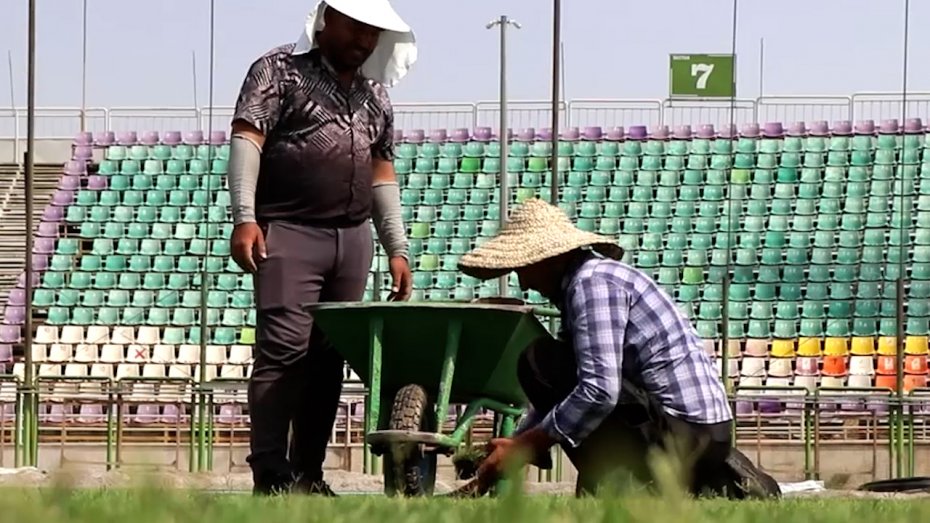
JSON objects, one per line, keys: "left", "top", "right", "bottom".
{"left": 457, "top": 199, "right": 779, "bottom": 498}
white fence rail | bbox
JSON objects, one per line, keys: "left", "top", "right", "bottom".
{"left": 2, "top": 92, "right": 929, "bottom": 161}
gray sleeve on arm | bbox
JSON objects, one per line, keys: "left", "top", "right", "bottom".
{"left": 371, "top": 181, "right": 409, "bottom": 259}
{"left": 228, "top": 134, "right": 262, "bottom": 225}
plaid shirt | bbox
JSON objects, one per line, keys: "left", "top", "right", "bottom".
{"left": 522, "top": 253, "right": 732, "bottom": 448}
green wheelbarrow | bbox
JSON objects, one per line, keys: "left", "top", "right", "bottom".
{"left": 305, "top": 301, "right": 553, "bottom": 496}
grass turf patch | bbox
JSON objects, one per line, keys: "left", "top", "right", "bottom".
{"left": 0, "top": 489, "right": 928, "bottom": 523}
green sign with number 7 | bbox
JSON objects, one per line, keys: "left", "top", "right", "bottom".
{"left": 669, "top": 54, "right": 735, "bottom": 98}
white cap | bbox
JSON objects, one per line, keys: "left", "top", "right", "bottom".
{"left": 293, "top": 0, "right": 417, "bottom": 88}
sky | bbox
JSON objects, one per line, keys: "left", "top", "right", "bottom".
{"left": 0, "top": 0, "right": 927, "bottom": 115}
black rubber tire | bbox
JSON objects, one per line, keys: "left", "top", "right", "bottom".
{"left": 383, "top": 384, "right": 438, "bottom": 497}
{"left": 859, "top": 477, "right": 930, "bottom": 493}
{"left": 723, "top": 448, "right": 782, "bottom": 499}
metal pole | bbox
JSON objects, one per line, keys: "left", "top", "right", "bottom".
{"left": 80, "top": 0, "right": 88, "bottom": 131}
{"left": 895, "top": 0, "right": 910, "bottom": 479}
{"left": 192, "top": 51, "right": 199, "bottom": 110}
{"left": 6, "top": 51, "right": 13, "bottom": 113}
{"left": 23, "top": 0, "right": 37, "bottom": 467}
{"left": 197, "top": 0, "right": 217, "bottom": 472}
{"left": 487, "top": 15, "right": 521, "bottom": 297}
{"left": 720, "top": 0, "right": 738, "bottom": 391}
{"left": 548, "top": 0, "right": 561, "bottom": 205}
{"left": 758, "top": 38, "right": 764, "bottom": 98}
{"left": 7, "top": 51, "right": 15, "bottom": 164}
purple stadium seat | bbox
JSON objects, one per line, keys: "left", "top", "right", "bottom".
{"left": 78, "top": 404, "right": 105, "bottom": 424}
{"left": 405, "top": 129, "right": 425, "bottom": 144}
{"left": 134, "top": 404, "right": 160, "bottom": 424}
{"left": 428, "top": 129, "right": 447, "bottom": 143}
{"left": 86, "top": 175, "right": 107, "bottom": 190}
{"left": 42, "top": 205, "right": 64, "bottom": 222}
{"left": 0, "top": 344, "right": 12, "bottom": 363}
{"left": 581, "top": 126, "right": 603, "bottom": 141}
{"left": 0, "top": 325, "right": 20, "bottom": 343}
{"left": 117, "top": 131, "right": 138, "bottom": 146}
{"left": 672, "top": 125, "right": 692, "bottom": 140}
{"left": 63, "top": 160, "right": 86, "bottom": 175}
{"left": 761, "top": 122, "right": 783, "bottom": 138}
{"left": 449, "top": 127, "right": 471, "bottom": 143}
{"left": 879, "top": 119, "right": 899, "bottom": 134}
{"left": 718, "top": 123, "right": 738, "bottom": 139}
{"left": 560, "top": 127, "right": 580, "bottom": 141}
{"left": 516, "top": 128, "right": 536, "bottom": 142}
{"left": 161, "top": 404, "right": 183, "bottom": 424}
{"left": 217, "top": 404, "right": 243, "bottom": 425}
{"left": 537, "top": 128, "right": 553, "bottom": 142}
{"left": 34, "top": 237, "right": 55, "bottom": 254}
{"left": 735, "top": 400, "right": 754, "bottom": 415}
{"left": 855, "top": 120, "right": 876, "bottom": 135}
{"left": 73, "top": 145, "right": 93, "bottom": 161}
{"left": 650, "top": 125, "right": 670, "bottom": 140}
{"left": 16, "top": 272, "right": 40, "bottom": 289}
{"left": 4, "top": 306, "right": 24, "bottom": 326}
{"left": 786, "top": 122, "right": 808, "bottom": 137}
{"left": 833, "top": 120, "right": 853, "bottom": 135}
{"left": 73, "top": 132, "right": 93, "bottom": 146}
{"left": 809, "top": 120, "right": 830, "bottom": 136}
{"left": 741, "top": 123, "right": 760, "bottom": 138}
{"left": 36, "top": 222, "right": 58, "bottom": 238}
{"left": 696, "top": 124, "right": 716, "bottom": 139}
{"left": 904, "top": 118, "right": 923, "bottom": 134}
{"left": 184, "top": 130, "right": 204, "bottom": 145}
{"left": 393, "top": 129, "right": 404, "bottom": 144}
{"left": 141, "top": 131, "right": 159, "bottom": 146}
{"left": 627, "top": 125, "right": 647, "bottom": 141}
{"left": 210, "top": 130, "right": 227, "bottom": 145}
{"left": 58, "top": 175, "right": 80, "bottom": 191}
{"left": 95, "top": 131, "right": 115, "bottom": 146}
{"left": 51, "top": 190, "right": 74, "bottom": 207}
{"left": 32, "top": 255, "right": 48, "bottom": 271}
{"left": 7, "top": 289, "right": 25, "bottom": 307}
{"left": 163, "top": 131, "right": 182, "bottom": 145}
{"left": 605, "top": 126, "right": 625, "bottom": 141}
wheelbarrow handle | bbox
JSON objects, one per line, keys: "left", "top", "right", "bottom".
{"left": 532, "top": 307, "right": 560, "bottom": 318}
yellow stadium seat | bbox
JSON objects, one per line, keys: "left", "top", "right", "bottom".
{"left": 770, "top": 339, "right": 794, "bottom": 358}
{"left": 850, "top": 337, "right": 875, "bottom": 356}
{"left": 796, "top": 337, "right": 822, "bottom": 357}
{"left": 905, "top": 336, "right": 929, "bottom": 355}
{"left": 824, "top": 337, "right": 849, "bottom": 356}
{"left": 878, "top": 336, "right": 898, "bottom": 356}
{"left": 725, "top": 339, "right": 742, "bottom": 358}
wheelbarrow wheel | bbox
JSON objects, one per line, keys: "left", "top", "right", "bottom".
{"left": 383, "top": 384, "right": 437, "bottom": 497}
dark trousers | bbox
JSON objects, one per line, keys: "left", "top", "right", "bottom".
{"left": 247, "top": 220, "right": 373, "bottom": 488}
{"left": 517, "top": 337, "right": 734, "bottom": 496}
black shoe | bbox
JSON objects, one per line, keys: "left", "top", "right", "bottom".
{"left": 252, "top": 471, "right": 298, "bottom": 496}
{"left": 724, "top": 449, "right": 782, "bottom": 499}
{"left": 293, "top": 475, "right": 339, "bottom": 497}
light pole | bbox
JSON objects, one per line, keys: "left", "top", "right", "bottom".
{"left": 486, "top": 15, "right": 521, "bottom": 298}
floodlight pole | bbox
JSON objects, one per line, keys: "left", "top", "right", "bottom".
{"left": 80, "top": 0, "right": 88, "bottom": 131}
{"left": 548, "top": 0, "right": 561, "bottom": 206}
{"left": 487, "top": 15, "right": 521, "bottom": 297}
{"left": 22, "top": 0, "right": 37, "bottom": 468}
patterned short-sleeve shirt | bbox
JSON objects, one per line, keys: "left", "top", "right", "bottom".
{"left": 232, "top": 44, "right": 395, "bottom": 226}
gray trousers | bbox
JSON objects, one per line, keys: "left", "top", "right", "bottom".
{"left": 247, "top": 220, "right": 373, "bottom": 486}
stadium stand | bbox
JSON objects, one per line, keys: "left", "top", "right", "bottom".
{"left": 3, "top": 116, "right": 929, "bottom": 434}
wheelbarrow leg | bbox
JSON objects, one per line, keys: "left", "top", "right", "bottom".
{"left": 435, "top": 320, "right": 462, "bottom": 431}
{"left": 492, "top": 414, "right": 518, "bottom": 496}
{"left": 365, "top": 317, "right": 384, "bottom": 475}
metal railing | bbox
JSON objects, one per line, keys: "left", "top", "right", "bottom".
{"left": 3, "top": 92, "right": 930, "bottom": 160}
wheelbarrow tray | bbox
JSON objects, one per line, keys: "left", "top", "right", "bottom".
{"left": 306, "top": 301, "right": 550, "bottom": 407}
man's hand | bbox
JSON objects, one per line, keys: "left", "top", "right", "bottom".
{"left": 476, "top": 438, "right": 527, "bottom": 490}
{"left": 230, "top": 222, "right": 266, "bottom": 273}
{"left": 388, "top": 256, "right": 412, "bottom": 301}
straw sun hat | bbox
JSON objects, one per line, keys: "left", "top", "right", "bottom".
{"left": 458, "top": 199, "right": 624, "bottom": 280}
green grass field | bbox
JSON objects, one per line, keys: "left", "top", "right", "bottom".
{"left": 0, "top": 488, "right": 927, "bottom": 523}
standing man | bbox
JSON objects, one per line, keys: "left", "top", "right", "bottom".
{"left": 227, "top": 0, "right": 416, "bottom": 495}
{"left": 457, "top": 199, "right": 779, "bottom": 498}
